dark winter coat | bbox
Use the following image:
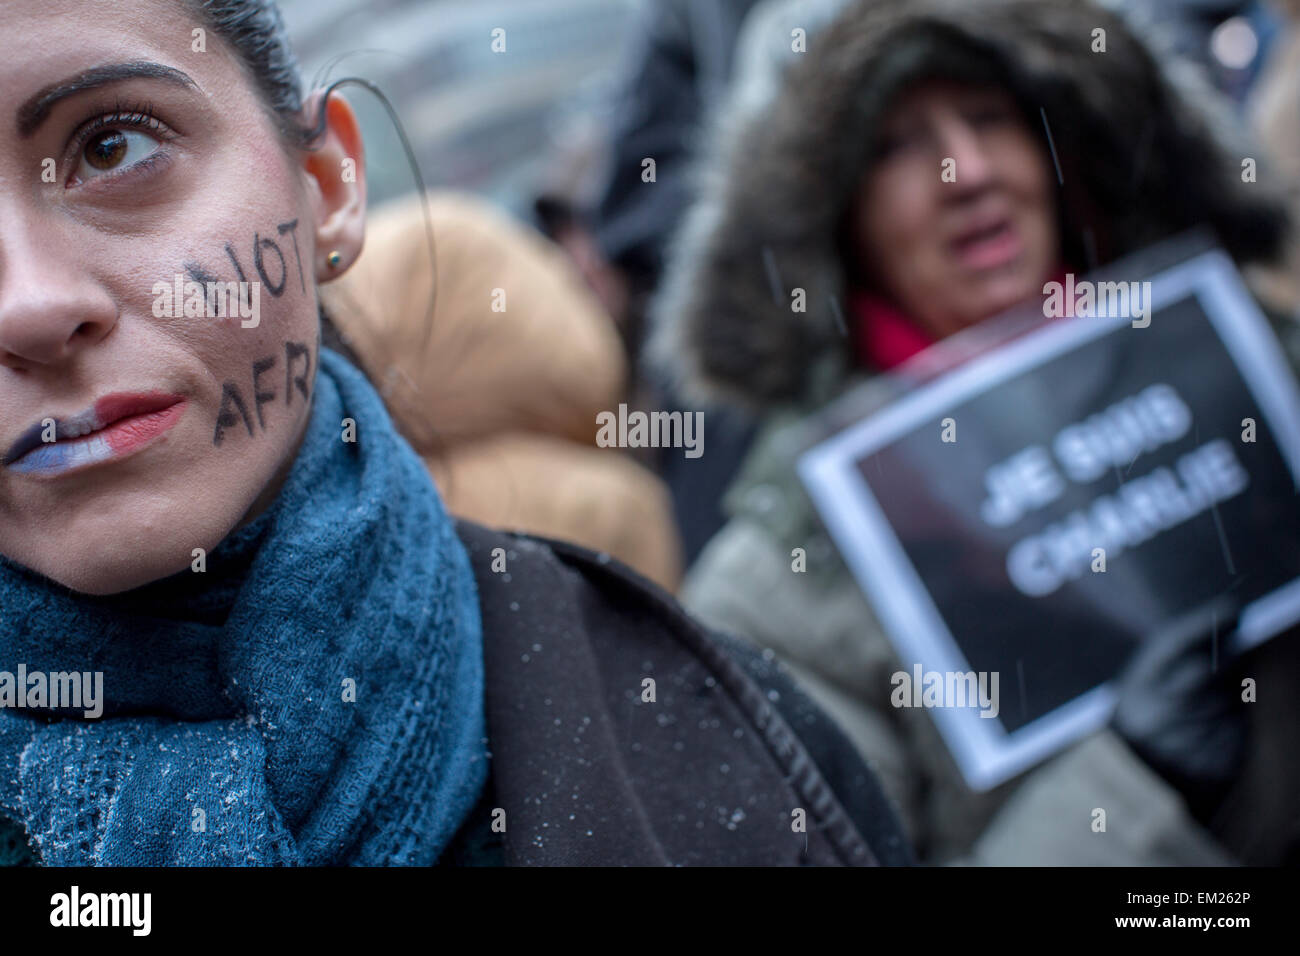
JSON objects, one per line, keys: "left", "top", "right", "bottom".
{"left": 443, "top": 520, "right": 911, "bottom": 866}
{"left": 590, "top": 0, "right": 764, "bottom": 287}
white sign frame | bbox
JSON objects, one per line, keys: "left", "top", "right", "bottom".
{"left": 798, "top": 249, "right": 1300, "bottom": 790}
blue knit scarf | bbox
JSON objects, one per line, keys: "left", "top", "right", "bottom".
{"left": 0, "top": 348, "right": 487, "bottom": 865}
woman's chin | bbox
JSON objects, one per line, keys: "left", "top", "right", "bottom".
{"left": 29, "top": 550, "right": 192, "bottom": 596}
{"left": 961, "top": 275, "right": 1046, "bottom": 327}
{"left": 6, "top": 506, "right": 237, "bottom": 595}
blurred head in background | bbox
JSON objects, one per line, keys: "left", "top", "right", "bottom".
{"left": 654, "top": 0, "right": 1289, "bottom": 410}
{"left": 848, "top": 75, "right": 1060, "bottom": 340}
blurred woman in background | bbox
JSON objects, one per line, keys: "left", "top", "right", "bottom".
{"left": 655, "top": 0, "right": 1299, "bottom": 863}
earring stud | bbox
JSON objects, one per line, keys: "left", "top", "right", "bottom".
{"left": 327, "top": 250, "right": 342, "bottom": 269}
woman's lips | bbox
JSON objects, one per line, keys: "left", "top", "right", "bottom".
{"left": 950, "top": 218, "right": 1024, "bottom": 271}
{"left": 4, "top": 393, "right": 187, "bottom": 477}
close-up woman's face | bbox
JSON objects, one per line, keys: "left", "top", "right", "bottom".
{"left": 0, "top": 0, "right": 363, "bottom": 594}
{"left": 852, "top": 78, "right": 1059, "bottom": 339}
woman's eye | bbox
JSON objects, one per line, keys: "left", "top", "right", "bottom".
{"left": 967, "top": 106, "right": 1014, "bottom": 127}
{"left": 73, "top": 128, "right": 161, "bottom": 181}
{"left": 876, "top": 128, "right": 925, "bottom": 159}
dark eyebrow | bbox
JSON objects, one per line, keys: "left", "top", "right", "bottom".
{"left": 17, "top": 61, "right": 198, "bottom": 138}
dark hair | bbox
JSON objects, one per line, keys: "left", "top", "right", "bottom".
{"left": 188, "top": 0, "right": 312, "bottom": 145}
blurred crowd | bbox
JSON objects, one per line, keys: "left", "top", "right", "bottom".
{"left": 305, "top": 0, "right": 1300, "bottom": 864}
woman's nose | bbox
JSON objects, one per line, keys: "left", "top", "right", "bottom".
{"left": 0, "top": 215, "right": 118, "bottom": 369}
{"left": 939, "top": 118, "right": 995, "bottom": 191}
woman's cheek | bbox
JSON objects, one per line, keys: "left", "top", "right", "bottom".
{"left": 877, "top": 167, "right": 936, "bottom": 251}
{"left": 146, "top": 217, "right": 320, "bottom": 452}
{"left": 208, "top": 335, "right": 317, "bottom": 450}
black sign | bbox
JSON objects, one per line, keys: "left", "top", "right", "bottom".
{"left": 800, "top": 242, "right": 1300, "bottom": 789}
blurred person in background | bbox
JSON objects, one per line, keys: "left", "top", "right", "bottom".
{"left": 537, "top": 0, "right": 849, "bottom": 565}
{"left": 319, "top": 191, "right": 684, "bottom": 592}
{"left": 539, "top": 0, "right": 765, "bottom": 566}
{"left": 654, "top": 0, "right": 1300, "bottom": 863}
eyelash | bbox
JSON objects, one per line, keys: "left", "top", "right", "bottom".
{"left": 65, "top": 102, "right": 175, "bottom": 185}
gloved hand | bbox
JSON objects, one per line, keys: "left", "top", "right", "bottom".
{"left": 1111, "top": 594, "right": 1247, "bottom": 828}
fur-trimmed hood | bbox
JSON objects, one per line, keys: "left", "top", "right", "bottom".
{"left": 653, "top": 0, "right": 1291, "bottom": 409}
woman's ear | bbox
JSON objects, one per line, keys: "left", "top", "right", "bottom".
{"left": 300, "top": 91, "right": 367, "bottom": 282}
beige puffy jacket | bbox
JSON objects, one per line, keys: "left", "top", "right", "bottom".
{"left": 322, "top": 191, "right": 682, "bottom": 591}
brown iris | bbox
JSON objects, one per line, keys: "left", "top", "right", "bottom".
{"left": 84, "top": 130, "right": 128, "bottom": 170}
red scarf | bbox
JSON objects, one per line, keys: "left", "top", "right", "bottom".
{"left": 850, "top": 291, "right": 936, "bottom": 371}
{"left": 851, "top": 267, "right": 1072, "bottom": 372}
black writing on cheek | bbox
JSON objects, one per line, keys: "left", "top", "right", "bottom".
{"left": 212, "top": 341, "right": 312, "bottom": 446}
{"left": 254, "top": 233, "right": 286, "bottom": 297}
{"left": 202, "top": 222, "right": 301, "bottom": 301}
{"left": 277, "top": 220, "right": 305, "bottom": 294}
{"left": 224, "top": 242, "right": 250, "bottom": 285}
{"left": 252, "top": 356, "right": 277, "bottom": 430}
{"left": 285, "top": 341, "right": 312, "bottom": 406}
{"left": 185, "top": 262, "right": 220, "bottom": 286}
{"left": 213, "top": 383, "right": 254, "bottom": 446}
